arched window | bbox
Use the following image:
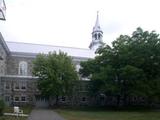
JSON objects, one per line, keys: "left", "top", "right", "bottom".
{"left": 94, "top": 34, "right": 97, "bottom": 40}
{"left": 98, "top": 33, "right": 101, "bottom": 39}
{"left": 18, "top": 61, "right": 28, "bottom": 76}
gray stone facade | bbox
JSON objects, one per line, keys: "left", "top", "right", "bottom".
{"left": 0, "top": 75, "right": 38, "bottom": 106}
{"left": 0, "top": 43, "right": 38, "bottom": 106}
{"left": 0, "top": 33, "right": 92, "bottom": 107}
{"left": 7, "top": 55, "right": 34, "bottom": 76}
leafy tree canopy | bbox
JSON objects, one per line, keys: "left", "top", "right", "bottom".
{"left": 80, "top": 27, "right": 160, "bottom": 106}
{"left": 33, "top": 51, "right": 78, "bottom": 98}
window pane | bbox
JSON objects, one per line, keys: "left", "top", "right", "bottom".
{"left": 15, "top": 84, "right": 19, "bottom": 89}
{"left": 61, "top": 96, "right": 66, "bottom": 101}
{"left": 5, "top": 96, "right": 10, "bottom": 102}
{"left": 21, "top": 86, "right": 26, "bottom": 90}
{"left": 21, "top": 83, "right": 26, "bottom": 90}
{"left": 21, "top": 96, "right": 26, "bottom": 101}
{"left": 82, "top": 97, "right": 86, "bottom": 101}
{"left": 5, "top": 83, "right": 10, "bottom": 89}
{"left": 15, "top": 97, "right": 19, "bottom": 101}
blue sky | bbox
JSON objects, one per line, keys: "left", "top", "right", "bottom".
{"left": 0, "top": 0, "right": 160, "bottom": 48}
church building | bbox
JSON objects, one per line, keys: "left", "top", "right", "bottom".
{"left": 0, "top": 13, "right": 103, "bottom": 107}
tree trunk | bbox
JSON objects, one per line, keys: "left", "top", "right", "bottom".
{"left": 116, "top": 95, "right": 121, "bottom": 107}
{"left": 147, "top": 96, "right": 153, "bottom": 108}
{"left": 123, "top": 94, "right": 128, "bottom": 107}
{"left": 55, "top": 95, "right": 59, "bottom": 106}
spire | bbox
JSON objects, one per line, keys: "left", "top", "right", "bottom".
{"left": 93, "top": 11, "right": 101, "bottom": 32}
{"left": 89, "top": 11, "right": 103, "bottom": 50}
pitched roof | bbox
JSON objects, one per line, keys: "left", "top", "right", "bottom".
{"left": 6, "top": 41, "right": 95, "bottom": 58}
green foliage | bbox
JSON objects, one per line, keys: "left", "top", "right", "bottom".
{"left": 0, "top": 99, "right": 5, "bottom": 116}
{"left": 80, "top": 27, "right": 160, "bottom": 106}
{"left": 33, "top": 51, "right": 78, "bottom": 99}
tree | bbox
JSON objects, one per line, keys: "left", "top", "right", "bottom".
{"left": 33, "top": 51, "right": 78, "bottom": 105}
{"left": 0, "top": 99, "right": 5, "bottom": 116}
{"left": 80, "top": 27, "right": 160, "bottom": 107}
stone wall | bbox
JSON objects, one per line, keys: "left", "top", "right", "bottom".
{"left": 0, "top": 43, "right": 7, "bottom": 75}
{"left": 1, "top": 76, "right": 38, "bottom": 106}
{"left": 7, "top": 56, "right": 34, "bottom": 76}
{"left": 2, "top": 51, "right": 90, "bottom": 106}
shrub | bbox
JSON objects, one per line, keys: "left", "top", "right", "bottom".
{"left": 0, "top": 99, "right": 5, "bottom": 116}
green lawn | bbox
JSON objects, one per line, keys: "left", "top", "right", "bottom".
{"left": 56, "top": 108, "right": 160, "bottom": 120}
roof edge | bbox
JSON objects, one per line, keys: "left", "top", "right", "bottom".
{"left": 10, "top": 51, "right": 94, "bottom": 60}
{"left": 6, "top": 41, "right": 91, "bottom": 51}
{"left": 0, "top": 33, "right": 10, "bottom": 55}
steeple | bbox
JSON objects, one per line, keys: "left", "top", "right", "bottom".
{"left": 93, "top": 11, "right": 101, "bottom": 32}
{"left": 89, "top": 11, "right": 103, "bottom": 50}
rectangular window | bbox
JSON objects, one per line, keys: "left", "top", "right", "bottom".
{"left": 6, "top": 85, "right": 10, "bottom": 89}
{"left": 21, "top": 86, "right": 26, "bottom": 90}
{"left": 5, "top": 83, "right": 10, "bottom": 89}
{"left": 15, "top": 86, "right": 19, "bottom": 89}
{"left": 21, "top": 83, "right": 26, "bottom": 90}
{"left": 61, "top": 96, "right": 66, "bottom": 101}
{"left": 5, "top": 96, "right": 10, "bottom": 102}
{"left": 82, "top": 97, "right": 86, "bottom": 102}
{"left": 21, "top": 96, "right": 26, "bottom": 102}
{"left": 14, "top": 96, "right": 19, "bottom": 102}
{"left": 79, "top": 85, "right": 83, "bottom": 91}
{"left": 14, "top": 83, "right": 20, "bottom": 90}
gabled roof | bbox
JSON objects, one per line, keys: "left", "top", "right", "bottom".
{"left": 6, "top": 41, "right": 95, "bottom": 58}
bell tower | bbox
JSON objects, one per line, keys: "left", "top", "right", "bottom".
{"left": 89, "top": 11, "right": 103, "bottom": 50}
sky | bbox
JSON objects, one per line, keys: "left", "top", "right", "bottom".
{"left": 0, "top": 0, "right": 160, "bottom": 49}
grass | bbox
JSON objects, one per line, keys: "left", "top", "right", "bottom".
{"left": 0, "top": 116, "right": 27, "bottom": 120}
{"left": 55, "top": 107, "right": 160, "bottom": 120}
{"left": 0, "top": 106, "right": 32, "bottom": 120}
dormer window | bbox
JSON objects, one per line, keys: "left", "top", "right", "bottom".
{"left": 18, "top": 61, "right": 28, "bottom": 76}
